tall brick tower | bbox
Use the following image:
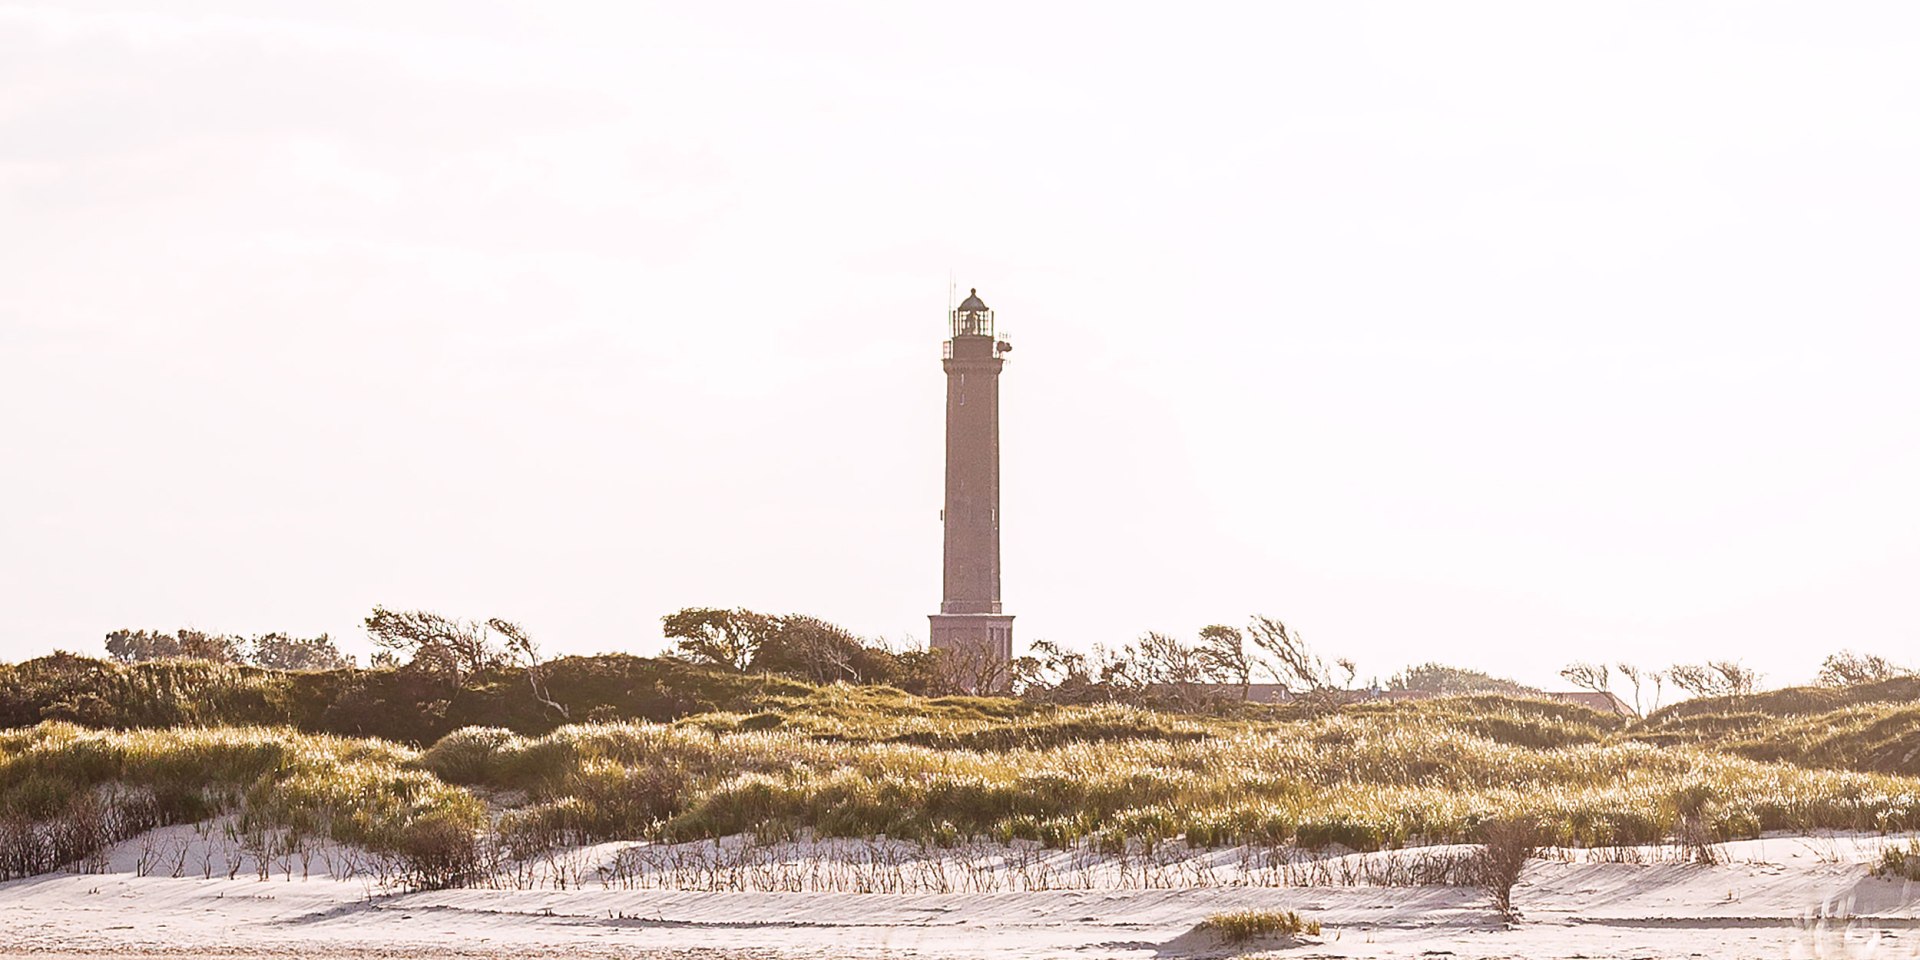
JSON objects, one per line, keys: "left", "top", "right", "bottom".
{"left": 930, "top": 288, "right": 1014, "bottom": 690}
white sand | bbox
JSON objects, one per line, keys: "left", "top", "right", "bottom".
{"left": 4, "top": 828, "right": 1919, "bottom": 958}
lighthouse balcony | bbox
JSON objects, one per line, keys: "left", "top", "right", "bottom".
{"left": 942, "top": 333, "right": 1012, "bottom": 360}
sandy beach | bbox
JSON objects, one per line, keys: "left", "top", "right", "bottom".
{"left": 4, "top": 830, "right": 1918, "bottom": 959}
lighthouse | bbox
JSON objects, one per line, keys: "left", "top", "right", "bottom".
{"left": 929, "top": 288, "right": 1014, "bottom": 691}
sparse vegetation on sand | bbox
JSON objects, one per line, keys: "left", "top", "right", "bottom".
{"left": 1197, "top": 909, "right": 1322, "bottom": 942}
{"left": 1875, "top": 838, "right": 1920, "bottom": 881}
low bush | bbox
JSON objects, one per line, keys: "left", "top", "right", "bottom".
{"left": 1473, "top": 818, "right": 1539, "bottom": 921}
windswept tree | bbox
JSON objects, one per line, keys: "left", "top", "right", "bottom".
{"left": 661, "top": 607, "right": 777, "bottom": 673}
{"left": 1196, "top": 624, "right": 1253, "bottom": 698}
{"left": 1816, "top": 650, "right": 1912, "bottom": 687}
{"left": 660, "top": 607, "right": 923, "bottom": 688}
{"left": 1130, "top": 631, "right": 1211, "bottom": 706}
{"left": 1614, "top": 663, "right": 1663, "bottom": 718}
{"left": 752, "top": 615, "right": 867, "bottom": 684}
{"left": 1012, "top": 638, "right": 1092, "bottom": 699}
{"left": 1559, "top": 662, "right": 1611, "bottom": 698}
{"left": 1247, "top": 615, "right": 1351, "bottom": 695}
{"left": 1134, "top": 632, "right": 1204, "bottom": 686}
{"left": 1666, "top": 660, "right": 1761, "bottom": 699}
{"left": 486, "top": 618, "right": 569, "bottom": 720}
{"left": 363, "top": 607, "right": 505, "bottom": 686}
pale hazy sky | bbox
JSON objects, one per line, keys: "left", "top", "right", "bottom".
{"left": 2, "top": 2, "right": 1916, "bottom": 689}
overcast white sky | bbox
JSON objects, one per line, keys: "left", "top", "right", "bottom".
{"left": 2, "top": 2, "right": 1916, "bottom": 689}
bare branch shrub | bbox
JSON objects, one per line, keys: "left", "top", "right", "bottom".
{"left": 1667, "top": 660, "right": 1761, "bottom": 699}
{"left": 1247, "top": 616, "right": 1344, "bottom": 699}
{"left": 1615, "top": 663, "right": 1662, "bottom": 718}
{"left": 1559, "top": 662, "right": 1611, "bottom": 697}
{"left": 1817, "top": 650, "right": 1912, "bottom": 687}
{"left": 1195, "top": 625, "right": 1251, "bottom": 698}
{"left": 488, "top": 619, "right": 568, "bottom": 720}
{"left": 364, "top": 607, "right": 505, "bottom": 687}
{"left": 1473, "top": 818, "right": 1539, "bottom": 923}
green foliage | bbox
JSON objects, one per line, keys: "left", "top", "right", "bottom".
{"left": 248, "top": 633, "right": 352, "bottom": 671}
{"left": 1388, "top": 663, "right": 1542, "bottom": 698}
{"left": 661, "top": 607, "right": 934, "bottom": 690}
{"left": 662, "top": 607, "right": 772, "bottom": 672}
{"left": 0, "top": 653, "right": 814, "bottom": 744}
{"left": 105, "top": 629, "right": 245, "bottom": 664}
{"left": 104, "top": 628, "right": 349, "bottom": 670}
{"left": 1197, "top": 909, "right": 1321, "bottom": 942}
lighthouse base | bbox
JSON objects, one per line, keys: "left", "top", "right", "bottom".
{"left": 928, "top": 614, "right": 1014, "bottom": 693}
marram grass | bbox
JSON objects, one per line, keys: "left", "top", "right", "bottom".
{"left": 7, "top": 692, "right": 1920, "bottom": 885}
{"left": 0, "top": 722, "right": 480, "bottom": 880}
{"left": 1198, "top": 909, "right": 1322, "bottom": 942}
{"left": 428, "top": 701, "right": 1920, "bottom": 853}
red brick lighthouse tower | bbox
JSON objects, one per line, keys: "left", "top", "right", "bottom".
{"left": 930, "top": 288, "right": 1014, "bottom": 690}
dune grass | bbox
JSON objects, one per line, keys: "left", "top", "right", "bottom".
{"left": 1197, "top": 909, "right": 1321, "bottom": 941}
{"left": 422, "top": 697, "right": 1920, "bottom": 857}
{"left": 1633, "top": 693, "right": 1920, "bottom": 776}
{"left": 0, "top": 722, "right": 481, "bottom": 881}
{"left": 7, "top": 684, "right": 1920, "bottom": 887}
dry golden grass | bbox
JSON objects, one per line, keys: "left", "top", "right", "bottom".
{"left": 425, "top": 698, "right": 1920, "bottom": 854}
{"left": 1197, "top": 909, "right": 1322, "bottom": 941}
{"left": 8, "top": 686, "right": 1920, "bottom": 886}
{"left": 0, "top": 722, "right": 480, "bottom": 881}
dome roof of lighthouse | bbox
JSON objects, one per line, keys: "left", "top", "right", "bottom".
{"left": 957, "top": 288, "right": 988, "bottom": 312}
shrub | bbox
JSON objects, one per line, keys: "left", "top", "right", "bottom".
{"left": 1473, "top": 818, "right": 1539, "bottom": 922}
{"left": 418, "top": 726, "right": 521, "bottom": 784}
{"left": 397, "top": 809, "right": 482, "bottom": 889}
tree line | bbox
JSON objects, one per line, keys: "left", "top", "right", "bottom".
{"left": 99, "top": 610, "right": 1916, "bottom": 715}
{"left": 105, "top": 628, "right": 352, "bottom": 671}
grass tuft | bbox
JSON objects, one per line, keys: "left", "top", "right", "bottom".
{"left": 1197, "top": 909, "right": 1322, "bottom": 942}
{"left": 1874, "top": 839, "right": 1920, "bottom": 882}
